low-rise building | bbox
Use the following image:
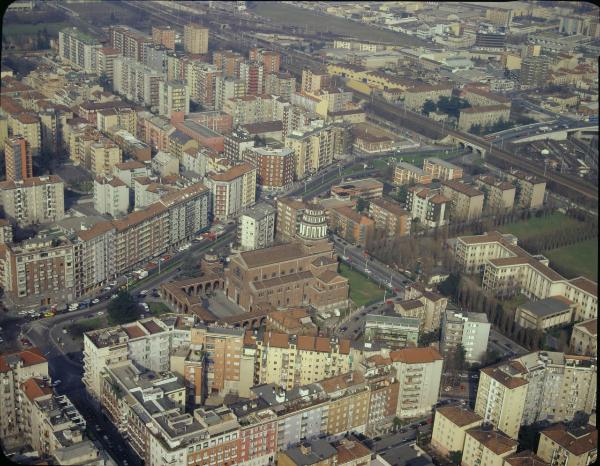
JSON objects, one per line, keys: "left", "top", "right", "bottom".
{"left": 404, "top": 84, "right": 454, "bottom": 112}
{"left": 368, "top": 197, "right": 411, "bottom": 238}
{"left": 441, "top": 180, "right": 485, "bottom": 222}
{"left": 363, "top": 314, "right": 420, "bottom": 350}
{"left": 506, "top": 170, "right": 546, "bottom": 209}
{"left": 475, "top": 175, "right": 516, "bottom": 212}
{"left": 112, "top": 160, "right": 149, "bottom": 187}
{"left": 462, "top": 428, "right": 519, "bottom": 466}
{"left": 423, "top": 158, "right": 463, "bottom": 181}
{"left": 330, "top": 178, "right": 383, "bottom": 201}
{"left": 390, "top": 347, "right": 443, "bottom": 419}
{"left": 238, "top": 203, "right": 276, "bottom": 251}
{"left": 569, "top": 319, "right": 597, "bottom": 358}
{"left": 431, "top": 406, "right": 483, "bottom": 457}
{"left": 458, "top": 104, "right": 512, "bottom": 132}
{"left": 393, "top": 161, "right": 432, "bottom": 186}
{"left": 441, "top": 309, "right": 491, "bottom": 364}
{"left": 537, "top": 423, "right": 597, "bottom": 466}
{"left": 515, "top": 296, "right": 574, "bottom": 331}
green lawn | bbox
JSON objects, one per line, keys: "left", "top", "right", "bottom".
{"left": 252, "top": 2, "right": 426, "bottom": 45}
{"left": 545, "top": 239, "right": 598, "bottom": 281}
{"left": 339, "top": 263, "right": 385, "bottom": 307}
{"left": 498, "top": 212, "right": 583, "bottom": 240}
{"left": 148, "top": 302, "right": 171, "bottom": 316}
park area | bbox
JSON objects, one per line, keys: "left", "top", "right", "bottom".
{"left": 339, "top": 263, "right": 385, "bottom": 307}
{"left": 498, "top": 212, "right": 583, "bottom": 240}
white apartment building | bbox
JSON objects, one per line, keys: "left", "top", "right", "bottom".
{"left": 58, "top": 27, "right": 101, "bottom": 73}
{"left": 215, "top": 76, "right": 246, "bottom": 111}
{"left": 405, "top": 185, "right": 450, "bottom": 228}
{"left": 112, "top": 160, "right": 149, "bottom": 187}
{"left": 238, "top": 203, "right": 276, "bottom": 251}
{"left": 223, "top": 95, "right": 275, "bottom": 126}
{"left": 441, "top": 309, "right": 491, "bottom": 364}
{"left": 0, "top": 175, "right": 65, "bottom": 226}
{"left": 389, "top": 347, "right": 443, "bottom": 419}
{"left": 93, "top": 175, "right": 130, "bottom": 217}
{"left": 284, "top": 122, "right": 335, "bottom": 179}
{"left": 158, "top": 80, "right": 190, "bottom": 118}
{"left": 206, "top": 162, "right": 257, "bottom": 221}
{"left": 113, "top": 57, "right": 163, "bottom": 108}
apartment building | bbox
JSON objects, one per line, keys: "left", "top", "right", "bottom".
{"left": 108, "top": 129, "right": 148, "bottom": 163}
{"left": 403, "top": 84, "right": 454, "bottom": 112}
{"left": 113, "top": 57, "right": 163, "bottom": 107}
{"left": 96, "top": 107, "right": 137, "bottom": 135}
{"left": 186, "top": 62, "right": 221, "bottom": 110}
{"left": 569, "top": 319, "right": 597, "bottom": 358}
{"left": 213, "top": 50, "right": 245, "bottom": 79}
{"left": 431, "top": 406, "right": 483, "bottom": 457}
{"left": 363, "top": 314, "right": 420, "bottom": 350}
{"left": 249, "top": 48, "right": 281, "bottom": 74}
{"left": 90, "top": 138, "right": 122, "bottom": 176}
{"left": 96, "top": 47, "right": 120, "bottom": 81}
{"left": 239, "top": 61, "right": 265, "bottom": 96}
{"left": 440, "top": 309, "right": 491, "bottom": 364}
{"left": 475, "top": 175, "right": 516, "bottom": 212}
{"left": 453, "top": 232, "right": 597, "bottom": 320}
{"left": 276, "top": 197, "right": 307, "bottom": 241}
{"left": 58, "top": 27, "right": 101, "bottom": 73}
{"left": 0, "top": 175, "right": 64, "bottom": 226}
{"left": 537, "top": 424, "right": 597, "bottom": 466}
{"left": 368, "top": 197, "right": 411, "bottom": 238}
{"left": 10, "top": 112, "right": 41, "bottom": 158}
{"left": 93, "top": 175, "right": 130, "bottom": 217}
{"left": 152, "top": 25, "right": 175, "bottom": 50}
{"left": 301, "top": 67, "right": 331, "bottom": 93}
{"left": 423, "top": 158, "right": 463, "bottom": 181}
{"left": 330, "top": 178, "right": 384, "bottom": 201}
{"left": 284, "top": 123, "right": 336, "bottom": 179}
{"left": 184, "top": 24, "right": 209, "bottom": 54}
{"left": 4, "top": 135, "right": 32, "bottom": 181}
{"left": 109, "top": 25, "right": 152, "bottom": 63}
{"left": 264, "top": 72, "right": 296, "bottom": 100}
{"left": 329, "top": 206, "right": 374, "bottom": 248}
{"left": 441, "top": 180, "right": 484, "bottom": 222}
{"left": 405, "top": 185, "right": 450, "bottom": 228}
{"left": 112, "top": 160, "right": 149, "bottom": 187}
{"left": 225, "top": 239, "right": 349, "bottom": 313}
{"left": 206, "top": 162, "right": 257, "bottom": 221}
{"left": 215, "top": 76, "right": 246, "bottom": 111}
{"left": 506, "top": 170, "right": 546, "bottom": 209}
{"left": 278, "top": 436, "right": 371, "bottom": 466}
{"left": 458, "top": 105, "right": 512, "bottom": 132}
{"left": 0, "top": 219, "right": 13, "bottom": 244}
{"left": 238, "top": 203, "right": 276, "bottom": 251}
{"left": 159, "top": 80, "right": 189, "bottom": 119}
{"left": 137, "top": 112, "right": 174, "bottom": 152}
{"left": 390, "top": 347, "right": 443, "bottom": 419}
{"left": 244, "top": 145, "right": 295, "bottom": 191}
{"left": 254, "top": 331, "right": 352, "bottom": 389}
{"left": 224, "top": 95, "right": 275, "bottom": 126}
{"left": 0, "top": 348, "right": 49, "bottom": 444}
{"left": 0, "top": 229, "right": 75, "bottom": 309}
{"left": 463, "top": 88, "right": 512, "bottom": 108}
{"left": 515, "top": 296, "right": 574, "bottom": 331}
{"left": 393, "top": 161, "right": 432, "bottom": 186}
{"left": 462, "top": 428, "right": 519, "bottom": 466}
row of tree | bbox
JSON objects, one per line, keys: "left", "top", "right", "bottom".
{"left": 469, "top": 118, "right": 516, "bottom": 136}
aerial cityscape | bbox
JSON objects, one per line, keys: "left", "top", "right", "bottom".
{"left": 0, "top": 1, "right": 597, "bottom": 466}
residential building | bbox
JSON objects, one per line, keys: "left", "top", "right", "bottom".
{"left": 284, "top": 123, "right": 336, "bottom": 179}
{"left": 330, "top": 178, "right": 384, "bottom": 201}
{"left": 224, "top": 239, "right": 349, "bottom": 313}
{"left": 462, "top": 88, "right": 511, "bottom": 108}
{"left": 504, "top": 451, "right": 550, "bottom": 466}
{"left": 159, "top": 80, "right": 189, "bottom": 119}
{"left": 440, "top": 309, "right": 491, "bottom": 364}
{"left": 96, "top": 47, "right": 120, "bottom": 81}
{"left": 0, "top": 348, "right": 49, "bottom": 444}
{"left": 243, "top": 145, "right": 295, "bottom": 191}
{"left": 213, "top": 50, "right": 245, "bottom": 79}
{"left": 368, "top": 197, "right": 411, "bottom": 238}
{"left": 249, "top": 48, "right": 281, "bottom": 74}
{"left": 569, "top": 319, "right": 597, "bottom": 358}
{"left": 363, "top": 314, "right": 420, "bottom": 350}
{"left": 0, "top": 219, "right": 13, "bottom": 244}
{"left": 113, "top": 57, "right": 163, "bottom": 107}
{"left": 393, "top": 161, "right": 432, "bottom": 186}
{"left": 423, "top": 158, "right": 463, "bottom": 181}
{"left": 224, "top": 95, "right": 275, "bottom": 126}
{"left": 474, "top": 364, "right": 528, "bottom": 439}
{"left": 109, "top": 25, "right": 152, "bottom": 63}
{"left": 390, "top": 347, "right": 443, "bottom": 419}
{"left": 186, "top": 62, "right": 221, "bottom": 110}
{"left": 403, "top": 84, "right": 453, "bottom": 112}
{"left": 138, "top": 112, "right": 174, "bottom": 152}
{"left": 96, "top": 107, "right": 137, "bottom": 135}
{"left": 276, "top": 197, "right": 307, "bottom": 241}
{"left": 239, "top": 61, "right": 264, "bottom": 96}
{"left": 168, "top": 130, "right": 197, "bottom": 163}
{"left": 254, "top": 332, "right": 352, "bottom": 389}
{"left": 263, "top": 72, "right": 296, "bottom": 100}
{"left": 112, "top": 160, "right": 149, "bottom": 188}
{"left": 0, "top": 229, "right": 75, "bottom": 309}
{"left": 458, "top": 105, "right": 512, "bottom": 132}
{"left": 151, "top": 150, "right": 179, "bottom": 177}
{"left": 520, "top": 56, "right": 551, "bottom": 89}
{"left": 238, "top": 203, "right": 276, "bottom": 251}
{"left": 4, "top": 136, "right": 32, "bottom": 181}
{"left": 301, "top": 67, "right": 330, "bottom": 93}
{"left": 58, "top": 27, "right": 101, "bottom": 73}
{"left": 431, "top": 406, "right": 483, "bottom": 457}
{"left": 441, "top": 180, "right": 484, "bottom": 222}
{"left": 93, "top": 175, "right": 130, "bottom": 218}
{"left": 405, "top": 185, "right": 450, "bottom": 228}
{"left": 215, "top": 76, "right": 246, "bottom": 111}
{"left": 111, "top": 128, "right": 151, "bottom": 163}
{"left": 184, "top": 24, "right": 209, "bottom": 54}
{"left": 9, "top": 112, "right": 41, "bottom": 158}
{"left": 475, "top": 175, "right": 516, "bottom": 212}
{"left": 537, "top": 423, "right": 597, "bottom": 466}
{"left": 173, "top": 119, "right": 224, "bottom": 153}
{"left": 515, "top": 296, "right": 574, "bottom": 331}
{"left": 462, "top": 428, "right": 519, "bottom": 466}
{"left": 506, "top": 170, "right": 546, "bottom": 209}
{"left": 90, "top": 138, "right": 122, "bottom": 176}
{"left": 278, "top": 436, "right": 371, "bottom": 466}
{"left": 206, "top": 162, "right": 257, "bottom": 221}
{"left": 329, "top": 206, "right": 375, "bottom": 248}
{"left": 152, "top": 25, "right": 175, "bottom": 50}
{"left": 0, "top": 176, "right": 64, "bottom": 226}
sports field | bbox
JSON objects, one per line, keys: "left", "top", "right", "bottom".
{"left": 339, "top": 263, "right": 385, "bottom": 307}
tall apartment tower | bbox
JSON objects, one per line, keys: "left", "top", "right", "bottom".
{"left": 151, "top": 26, "right": 175, "bottom": 50}
{"left": 520, "top": 56, "right": 550, "bottom": 89}
{"left": 5, "top": 136, "right": 32, "bottom": 181}
{"left": 184, "top": 24, "right": 209, "bottom": 54}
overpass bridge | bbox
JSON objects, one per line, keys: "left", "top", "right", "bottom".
{"left": 510, "top": 125, "right": 598, "bottom": 144}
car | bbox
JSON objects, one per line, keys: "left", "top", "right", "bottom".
{"left": 91, "top": 298, "right": 100, "bottom": 305}
{"left": 97, "top": 311, "right": 104, "bottom": 316}
{"left": 111, "top": 294, "right": 118, "bottom": 299}
{"left": 444, "top": 386, "right": 451, "bottom": 392}
{"left": 140, "top": 303, "right": 149, "bottom": 311}
{"left": 139, "top": 290, "right": 149, "bottom": 296}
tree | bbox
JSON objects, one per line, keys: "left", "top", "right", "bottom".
{"left": 108, "top": 291, "right": 139, "bottom": 325}
{"left": 422, "top": 99, "right": 437, "bottom": 115}
{"left": 395, "top": 185, "right": 408, "bottom": 204}
{"left": 419, "top": 329, "right": 440, "bottom": 346}
{"left": 97, "top": 73, "right": 111, "bottom": 90}
{"left": 356, "top": 197, "right": 369, "bottom": 212}
{"left": 449, "top": 451, "right": 462, "bottom": 465}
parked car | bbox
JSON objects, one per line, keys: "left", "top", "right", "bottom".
{"left": 91, "top": 298, "right": 100, "bottom": 305}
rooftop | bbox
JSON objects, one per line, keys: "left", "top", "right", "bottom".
{"left": 437, "top": 406, "right": 483, "bottom": 427}
{"left": 442, "top": 180, "right": 483, "bottom": 197}
{"left": 519, "top": 296, "right": 573, "bottom": 317}
{"left": 466, "top": 428, "right": 518, "bottom": 455}
{"left": 0, "top": 348, "right": 47, "bottom": 373}
{"left": 541, "top": 423, "right": 597, "bottom": 456}
{"left": 389, "top": 346, "right": 443, "bottom": 364}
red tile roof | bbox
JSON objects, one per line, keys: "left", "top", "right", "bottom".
{"left": 389, "top": 347, "right": 443, "bottom": 364}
